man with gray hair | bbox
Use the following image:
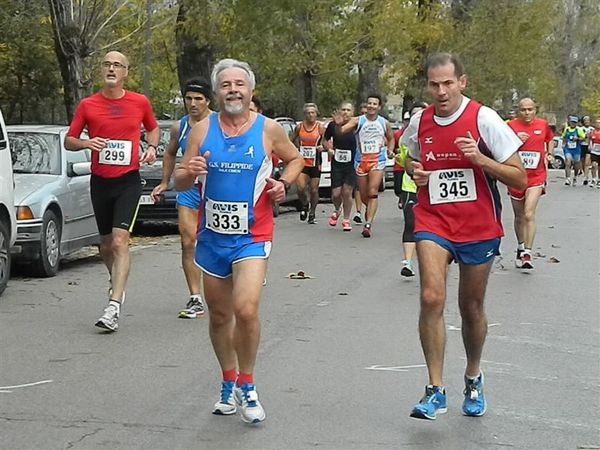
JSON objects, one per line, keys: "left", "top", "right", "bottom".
{"left": 175, "top": 58, "right": 303, "bottom": 424}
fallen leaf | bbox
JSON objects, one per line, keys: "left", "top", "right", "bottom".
{"left": 551, "top": 244, "right": 560, "bottom": 248}
{"left": 338, "top": 292, "right": 348, "bottom": 296}
{"left": 533, "top": 252, "right": 546, "bottom": 258}
{"left": 549, "top": 257, "right": 560, "bottom": 263}
{"left": 287, "top": 271, "right": 313, "bottom": 279}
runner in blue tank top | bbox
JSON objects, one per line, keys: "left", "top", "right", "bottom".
{"left": 175, "top": 59, "right": 303, "bottom": 425}
{"left": 151, "top": 79, "right": 212, "bottom": 319}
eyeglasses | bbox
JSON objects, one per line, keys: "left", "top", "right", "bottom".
{"left": 101, "top": 61, "right": 127, "bottom": 69}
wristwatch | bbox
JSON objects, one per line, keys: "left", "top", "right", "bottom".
{"left": 147, "top": 144, "right": 157, "bottom": 151}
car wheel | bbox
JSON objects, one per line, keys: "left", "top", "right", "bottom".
{"left": 0, "top": 219, "right": 10, "bottom": 296}
{"left": 295, "top": 200, "right": 304, "bottom": 212}
{"left": 273, "top": 202, "right": 280, "bottom": 217}
{"left": 32, "top": 210, "right": 61, "bottom": 277}
{"left": 378, "top": 179, "right": 385, "bottom": 192}
{"left": 551, "top": 156, "right": 565, "bottom": 170}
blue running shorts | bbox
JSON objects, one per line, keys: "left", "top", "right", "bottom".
{"left": 563, "top": 148, "right": 581, "bottom": 162}
{"left": 416, "top": 232, "right": 500, "bottom": 266}
{"left": 195, "top": 241, "right": 272, "bottom": 278}
{"left": 176, "top": 186, "right": 201, "bottom": 209}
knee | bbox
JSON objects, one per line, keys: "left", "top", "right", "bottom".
{"left": 111, "top": 234, "right": 129, "bottom": 254}
{"left": 180, "top": 233, "right": 196, "bottom": 254}
{"left": 459, "top": 298, "right": 485, "bottom": 321}
{"left": 209, "top": 307, "right": 233, "bottom": 327}
{"left": 420, "top": 287, "right": 445, "bottom": 314}
{"left": 523, "top": 209, "right": 536, "bottom": 223}
{"left": 235, "top": 304, "right": 259, "bottom": 325}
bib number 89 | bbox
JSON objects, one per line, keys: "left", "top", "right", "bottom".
{"left": 439, "top": 180, "right": 469, "bottom": 198}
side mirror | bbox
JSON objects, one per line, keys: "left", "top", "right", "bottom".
{"left": 0, "top": 139, "right": 6, "bottom": 150}
{"left": 68, "top": 161, "right": 91, "bottom": 177}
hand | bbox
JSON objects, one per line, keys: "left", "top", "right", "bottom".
{"left": 87, "top": 137, "right": 108, "bottom": 152}
{"left": 332, "top": 111, "right": 344, "bottom": 126}
{"left": 151, "top": 182, "right": 167, "bottom": 203}
{"left": 411, "top": 161, "right": 431, "bottom": 187}
{"left": 187, "top": 151, "right": 210, "bottom": 176}
{"left": 454, "top": 131, "right": 484, "bottom": 165}
{"left": 328, "top": 148, "right": 334, "bottom": 159}
{"left": 387, "top": 150, "right": 395, "bottom": 159}
{"left": 266, "top": 177, "right": 285, "bottom": 203}
{"left": 140, "top": 146, "right": 157, "bottom": 165}
{"left": 516, "top": 132, "right": 530, "bottom": 143}
{"left": 546, "top": 153, "right": 555, "bottom": 163}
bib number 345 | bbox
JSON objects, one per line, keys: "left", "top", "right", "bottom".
{"left": 429, "top": 168, "right": 477, "bottom": 205}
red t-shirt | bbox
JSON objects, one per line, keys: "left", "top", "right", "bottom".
{"left": 67, "top": 91, "right": 158, "bottom": 179}
{"left": 414, "top": 101, "right": 504, "bottom": 243}
{"left": 508, "top": 118, "right": 552, "bottom": 171}
{"left": 590, "top": 130, "right": 600, "bottom": 154}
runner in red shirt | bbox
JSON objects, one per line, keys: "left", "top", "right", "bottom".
{"left": 392, "top": 112, "right": 410, "bottom": 209}
{"left": 402, "top": 53, "right": 526, "bottom": 420}
{"left": 507, "top": 98, "right": 555, "bottom": 269}
{"left": 65, "top": 51, "right": 159, "bottom": 332}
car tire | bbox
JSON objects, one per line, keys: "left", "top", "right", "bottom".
{"left": 551, "top": 156, "right": 565, "bottom": 170}
{"left": 0, "top": 219, "right": 10, "bottom": 296}
{"left": 378, "top": 179, "right": 385, "bottom": 192}
{"left": 273, "top": 202, "right": 280, "bottom": 217}
{"left": 295, "top": 200, "right": 304, "bottom": 212}
{"left": 32, "top": 210, "right": 61, "bottom": 277}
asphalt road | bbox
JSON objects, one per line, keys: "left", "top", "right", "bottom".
{"left": 1, "top": 171, "right": 598, "bottom": 450}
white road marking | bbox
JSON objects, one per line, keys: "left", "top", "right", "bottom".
{"left": 365, "top": 364, "right": 426, "bottom": 372}
{"left": 0, "top": 379, "right": 53, "bottom": 393}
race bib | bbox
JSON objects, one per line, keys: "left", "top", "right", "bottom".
{"left": 334, "top": 148, "right": 352, "bottom": 163}
{"left": 99, "top": 140, "right": 132, "bottom": 165}
{"left": 429, "top": 168, "right": 477, "bottom": 205}
{"left": 592, "top": 144, "right": 600, "bottom": 155}
{"left": 567, "top": 140, "right": 577, "bottom": 149}
{"left": 300, "top": 146, "right": 317, "bottom": 159}
{"left": 519, "top": 151, "right": 541, "bottom": 170}
{"left": 205, "top": 198, "right": 248, "bottom": 235}
{"left": 362, "top": 139, "right": 380, "bottom": 154}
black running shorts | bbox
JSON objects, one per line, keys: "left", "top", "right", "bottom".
{"left": 90, "top": 171, "right": 142, "bottom": 235}
{"left": 331, "top": 164, "right": 356, "bottom": 189}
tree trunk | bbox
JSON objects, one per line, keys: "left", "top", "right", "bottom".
{"left": 357, "top": 63, "right": 381, "bottom": 106}
{"left": 175, "top": 0, "right": 215, "bottom": 96}
{"left": 47, "top": 0, "right": 91, "bottom": 122}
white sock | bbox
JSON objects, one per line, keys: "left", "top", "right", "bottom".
{"left": 517, "top": 242, "right": 525, "bottom": 251}
{"left": 108, "top": 300, "right": 121, "bottom": 313}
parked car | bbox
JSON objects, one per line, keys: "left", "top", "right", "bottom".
{"left": 551, "top": 137, "right": 566, "bottom": 169}
{"left": 0, "top": 109, "right": 16, "bottom": 295}
{"left": 8, "top": 125, "right": 98, "bottom": 277}
{"left": 137, "top": 120, "right": 179, "bottom": 222}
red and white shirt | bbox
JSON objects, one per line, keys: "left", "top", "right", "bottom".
{"left": 401, "top": 96, "right": 521, "bottom": 243}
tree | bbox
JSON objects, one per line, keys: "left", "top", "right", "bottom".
{"left": 46, "top": 0, "right": 149, "bottom": 120}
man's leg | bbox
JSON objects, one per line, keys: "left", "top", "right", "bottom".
{"left": 296, "top": 172, "right": 309, "bottom": 220}
{"left": 108, "top": 227, "right": 131, "bottom": 302}
{"left": 416, "top": 240, "right": 452, "bottom": 386}
{"left": 458, "top": 261, "right": 493, "bottom": 378}
{"left": 203, "top": 274, "right": 236, "bottom": 373}
{"left": 365, "top": 170, "right": 384, "bottom": 223}
{"left": 341, "top": 184, "right": 354, "bottom": 220}
{"left": 178, "top": 205, "right": 202, "bottom": 296}
{"left": 510, "top": 196, "right": 526, "bottom": 246}
{"left": 521, "top": 187, "right": 543, "bottom": 250}
{"left": 565, "top": 156, "right": 572, "bottom": 183}
{"left": 331, "top": 186, "right": 342, "bottom": 212}
{"left": 99, "top": 233, "right": 114, "bottom": 279}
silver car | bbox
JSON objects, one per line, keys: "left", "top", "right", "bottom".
{"left": 8, "top": 125, "right": 99, "bottom": 277}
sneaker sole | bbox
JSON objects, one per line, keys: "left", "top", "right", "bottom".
{"left": 400, "top": 269, "right": 415, "bottom": 277}
{"left": 178, "top": 312, "right": 204, "bottom": 319}
{"left": 241, "top": 410, "right": 266, "bottom": 424}
{"left": 95, "top": 320, "right": 118, "bottom": 332}
{"left": 462, "top": 404, "right": 487, "bottom": 417}
{"left": 343, "top": 228, "right": 351, "bottom": 232}
{"left": 410, "top": 407, "right": 447, "bottom": 420}
{"left": 212, "top": 407, "right": 237, "bottom": 415}
{"left": 521, "top": 263, "right": 534, "bottom": 270}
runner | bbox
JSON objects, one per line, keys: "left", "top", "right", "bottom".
{"left": 590, "top": 118, "right": 600, "bottom": 187}
{"left": 580, "top": 115, "right": 594, "bottom": 185}
{"left": 402, "top": 52, "right": 526, "bottom": 420}
{"left": 561, "top": 116, "right": 585, "bottom": 186}
{"left": 352, "top": 102, "right": 369, "bottom": 224}
{"left": 174, "top": 58, "right": 303, "bottom": 424}
{"left": 396, "top": 102, "right": 427, "bottom": 277}
{"left": 290, "top": 103, "right": 325, "bottom": 224}
{"left": 333, "top": 95, "right": 395, "bottom": 237}
{"left": 393, "top": 111, "right": 411, "bottom": 209}
{"left": 151, "top": 79, "right": 212, "bottom": 318}
{"left": 323, "top": 101, "right": 357, "bottom": 231}
{"left": 65, "top": 51, "right": 159, "bottom": 332}
{"left": 507, "top": 98, "right": 555, "bottom": 270}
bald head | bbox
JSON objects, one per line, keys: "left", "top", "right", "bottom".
{"left": 104, "top": 51, "right": 129, "bottom": 68}
{"left": 517, "top": 97, "right": 536, "bottom": 124}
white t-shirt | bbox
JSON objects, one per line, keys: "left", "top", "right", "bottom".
{"left": 401, "top": 96, "right": 521, "bottom": 163}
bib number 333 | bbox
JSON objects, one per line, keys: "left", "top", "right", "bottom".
{"left": 429, "top": 168, "right": 477, "bottom": 205}
{"left": 206, "top": 199, "right": 248, "bottom": 234}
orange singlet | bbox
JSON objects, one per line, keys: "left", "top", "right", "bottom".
{"left": 298, "top": 122, "right": 322, "bottom": 168}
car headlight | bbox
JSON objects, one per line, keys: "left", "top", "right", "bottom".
{"left": 17, "top": 206, "right": 34, "bottom": 220}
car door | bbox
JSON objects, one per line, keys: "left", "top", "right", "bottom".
{"left": 63, "top": 136, "right": 97, "bottom": 243}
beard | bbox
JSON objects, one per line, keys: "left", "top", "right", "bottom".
{"left": 223, "top": 102, "right": 244, "bottom": 115}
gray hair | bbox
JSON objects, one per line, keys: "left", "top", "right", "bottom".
{"left": 211, "top": 58, "right": 256, "bottom": 91}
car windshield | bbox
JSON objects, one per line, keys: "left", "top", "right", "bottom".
{"left": 9, "top": 132, "right": 61, "bottom": 175}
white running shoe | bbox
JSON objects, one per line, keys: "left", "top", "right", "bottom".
{"left": 95, "top": 303, "right": 119, "bottom": 331}
{"left": 212, "top": 381, "right": 237, "bottom": 415}
{"left": 400, "top": 260, "right": 416, "bottom": 277}
{"left": 235, "top": 383, "right": 266, "bottom": 424}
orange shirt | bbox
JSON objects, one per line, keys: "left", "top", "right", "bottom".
{"left": 298, "top": 122, "right": 322, "bottom": 168}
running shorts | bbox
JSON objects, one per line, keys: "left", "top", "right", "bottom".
{"left": 415, "top": 231, "right": 500, "bottom": 266}
{"left": 90, "top": 171, "right": 142, "bottom": 235}
{"left": 195, "top": 241, "right": 271, "bottom": 278}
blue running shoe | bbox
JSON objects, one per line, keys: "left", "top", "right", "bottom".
{"left": 212, "top": 381, "right": 237, "bottom": 415}
{"left": 234, "top": 383, "right": 266, "bottom": 424}
{"left": 462, "top": 372, "right": 487, "bottom": 416}
{"left": 410, "top": 385, "right": 447, "bottom": 420}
